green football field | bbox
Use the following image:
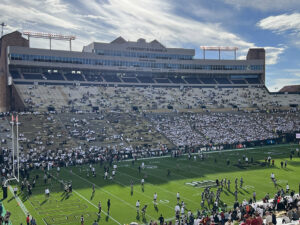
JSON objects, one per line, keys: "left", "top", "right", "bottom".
{"left": 2, "top": 144, "right": 300, "bottom": 225}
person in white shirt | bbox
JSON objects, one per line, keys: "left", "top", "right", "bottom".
{"left": 286, "top": 183, "right": 290, "bottom": 193}
{"left": 104, "top": 171, "right": 108, "bottom": 179}
{"left": 141, "top": 179, "right": 144, "bottom": 188}
{"left": 270, "top": 172, "right": 275, "bottom": 181}
{"left": 180, "top": 206, "right": 185, "bottom": 218}
{"left": 13, "top": 187, "right": 18, "bottom": 197}
{"left": 153, "top": 192, "right": 157, "bottom": 205}
{"left": 265, "top": 211, "right": 272, "bottom": 225}
{"left": 141, "top": 162, "right": 145, "bottom": 170}
{"left": 45, "top": 188, "right": 50, "bottom": 197}
{"left": 136, "top": 200, "right": 140, "bottom": 213}
{"left": 177, "top": 192, "right": 180, "bottom": 203}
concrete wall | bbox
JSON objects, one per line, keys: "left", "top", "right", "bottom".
{"left": 0, "top": 31, "right": 29, "bottom": 112}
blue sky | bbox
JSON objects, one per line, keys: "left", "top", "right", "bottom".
{"left": 1, "top": 0, "right": 300, "bottom": 91}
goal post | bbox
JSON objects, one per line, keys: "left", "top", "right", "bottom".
{"left": 4, "top": 114, "right": 20, "bottom": 186}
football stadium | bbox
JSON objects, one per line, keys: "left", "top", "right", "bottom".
{"left": 0, "top": 27, "right": 300, "bottom": 225}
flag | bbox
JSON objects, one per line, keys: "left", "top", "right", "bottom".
{"left": 16, "top": 115, "right": 18, "bottom": 123}
{"left": 12, "top": 115, "right": 14, "bottom": 122}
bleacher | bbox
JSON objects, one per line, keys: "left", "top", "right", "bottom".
{"left": 10, "top": 70, "right": 21, "bottom": 79}
{"left": 154, "top": 78, "right": 170, "bottom": 83}
{"left": 168, "top": 77, "right": 186, "bottom": 84}
{"left": 122, "top": 77, "right": 139, "bottom": 83}
{"left": 137, "top": 76, "right": 155, "bottom": 83}
{"left": 85, "top": 74, "right": 103, "bottom": 82}
{"left": 246, "top": 78, "right": 261, "bottom": 84}
{"left": 102, "top": 74, "right": 121, "bottom": 82}
{"left": 64, "top": 73, "right": 85, "bottom": 81}
{"left": 184, "top": 77, "right": 201, "bottom": 84}
{"left": 23, "top": 73, "right": 44, "bottom": 80}
{"left": 43, "top": 72, "right": 65, "bottom": 81}
{"left": 231, "top": 79, "right": 246, "bottom": 84}
{"left": 215, "top": 78, "right": 231, "bottom": 84}
{"left": 200, "top": 78, "right": 216, "bottom": 84}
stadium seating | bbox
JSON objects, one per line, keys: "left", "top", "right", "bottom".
{"left": 184, "top": 77, "right": 201, "bottom": 84}
{"left": 231, "top": 79, "right": 246, "bottom": 84}
{"left": 137, "top": 76, "right": 155, "bottom": 83}
{"left": 10, "top": 70, "right": 21, "bottom": 79}
{"left": 64, "top": 73, "right": 85, "bottom": 81}
{"left": 85, "top": 74, "right": 103, "bottom": 82}
{"left": 43, "top": 72, "right": 65, "bottom": 81}
{"left": 154, "top": 78, "right": 170, "bottom": 83}
{"left": 168, "top": 77, "right": 186, "bottom": 84}
{"left": 121, "top": 77, "right": 139, "bottom": 83}
{"left": 23, "top": 73, "right": 44, "bottom": 80}
{"left": 246, "top": 78, "right": 261, "bottom": 84}
{"left": 102, "top": 74, "right": 121, "bottom": 82}
{"left": 215, "top": 78, "right": 231, "bottom": 84}
{"left": 200, "top": 78, "right": 217, "bottom": 84}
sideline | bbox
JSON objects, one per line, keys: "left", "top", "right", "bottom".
{"left": 8, "top": 185, "right": 29, "bottom": 217}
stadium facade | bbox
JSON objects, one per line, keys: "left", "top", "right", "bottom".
{"left": 0, "top": 31, "right": 265, "bottom": 112}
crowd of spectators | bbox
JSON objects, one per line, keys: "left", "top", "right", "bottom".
{"left": 148, "top": 111, "right": 300, "bottom": 147}
{"left": 17, "top": 85, "right": 300, "bottom": 112}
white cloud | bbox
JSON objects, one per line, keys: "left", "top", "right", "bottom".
{"left": 264, "top": 46, "right": 285, "bottom": 65}
{"left": 0, "top": 0, "right": 285, "bottom": 65}
{"left": 257, "top": 13, "right": 300, "bottom": 35}
{"left": 224, "top": 0, "right": 300, "bottom": 11}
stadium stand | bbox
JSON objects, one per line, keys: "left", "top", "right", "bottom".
{"left": 23, "top": 73, "right": 44, "bottom": 80}
{"left": 9, "top": 70, "right": 21, "bottom": 79}
{"left": 64, "top": 73, "right": 85, "bottom": 81}
{"left": 214, "top": 78, "right": 231, "bottom": 84}
{"left": 102, "top": 74, "right": 121, "bottom": 82}
{"left": 184, "top": 77, "right": 201, "bottom": 84}
{"left": 85, "top": 74, "right": 103, "bottom": 82}
{"left": 43, "top": 72, "right": 65, "bottom": 81}
{"left": 121, "top": 77, "right": 139, "bottom": 83}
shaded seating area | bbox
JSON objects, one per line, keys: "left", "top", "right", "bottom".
{"left": 137, "top": 76, "right": 155, "bottom": 83}
{"left": 43, "top": 72, "right": 65, "bottom": 80}
{"left": 200, "top": 78, "right": 217, "bottom": 84}
{"left": 246, "top": 78, "right": 261, "bottom": 84}
{"left": 23, "top": 73, "right": 44, "bottom": 80}
{"left": 231, "top": 79, "right": 247, "bottom": 84}
{"left": 215, "top": 78, "right": 231, "bottom": 84}
{"left": 64, "top": 73, "right": 85, "bottom": 81}
{"left": 168, "top": 77, "right": 186, "bottom": 84}
{"left": 122, "top": 77, "right": 139, "bottom": 83}
{"left": 10, "top": 70, "right": 21, "bottom": 79}
{"left": 102, "top": 74, "right": 121, "bottom": 82}
{"left": 184, "top": 77, "right": 201, "bottom": 84}
{"left": 154, "top": 78, "right": 170, "bottom": 83}
{"left": 85, "top": 74, "right": 103, "bottom": 82}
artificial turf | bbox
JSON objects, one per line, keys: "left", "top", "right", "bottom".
{"left": 3, "top": 143, "right": 300, "bottom": 225}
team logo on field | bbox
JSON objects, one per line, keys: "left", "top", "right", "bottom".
{"left": 185, "top": 180, "right": 216, "bottom": 188}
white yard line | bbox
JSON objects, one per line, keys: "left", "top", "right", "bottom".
{"left": 49, "top": 174, "right": 122, "bottom": 225}
{"left": 73, "top": 190, "right": 121, "bottom": 225}
{"left": 8, "top": 185, "right": 29, "bottom": 216}
{"left": 69, "top": 171, "right": 156, "bottom": 221}
{"left": 8, "top": 185, "right": 47, "bottom": 225}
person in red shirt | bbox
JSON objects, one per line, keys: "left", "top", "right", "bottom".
{"left": 26, "top": 214, "right": 30, "bottom": 225}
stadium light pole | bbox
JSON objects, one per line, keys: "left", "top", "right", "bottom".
{"left": 1, "top": 22, "right": 6, "bottom": 37}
